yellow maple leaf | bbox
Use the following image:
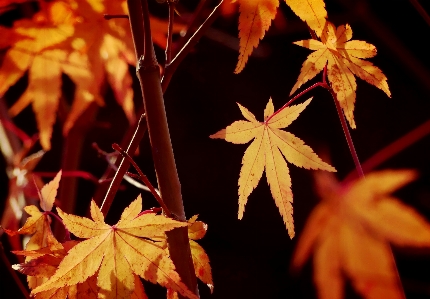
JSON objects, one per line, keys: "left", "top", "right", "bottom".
{"left": 32, "top": 196, "right": 198, "bottom": 299}
{"left": 4, "top": 170, "right": 63, "bottom": 289}
{"left": 235, "top": 0, "right": 327, "bottom": 73}
{"left": 291, "top": 21, "right": 391, "bottom": 128}
{"left": 1, "top": 1, "right": 94, "bottom": 150}
{"left": 187, "top": 216, "right": 213, "bottom": 293}
{"left": 13, "top": 240, "right": 147, "bottom": 299}
{"left": 292, "top": 170, "right": 430, "bottom": 299}
{"left": 210, "top": 98, "right": 335, "bottom": 238}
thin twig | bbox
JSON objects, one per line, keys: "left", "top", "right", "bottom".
{"left": 161, "top": 0, "right": 223, "bottom": 92}
{"left": 112, "top": 143, "right": 172, "bottom": 217}
{"left": 100, "top": 114, "right": 147, "bottom": 217}
{"left": 344, "top": 118, "right": 430, "bottom": 182}
{"left": 0, "top": 242, "right": 30, "bottom": 299}
{"left": 173, "top": 0, "right": 208, "bottom": 55}
{"left": 165, "top": 0, "right": 176, "bottom": 64}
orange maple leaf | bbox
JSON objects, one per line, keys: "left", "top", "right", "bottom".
{"left": 235, "top": 0, "right": 327, "bottom": 73}
{"left": 4, "top": 170, "right": 62, "bottom": 289}
{"left": 32, "top": 196, "right": 198, "bottom": 299}
{"left": 0, "top": 1, "right": 94, "bottom": 150}
{"left": 292, "top": 170, "right": 430, "bottom": 299}
{"left": 13, "top": 240, "right": 147, "bottom": 299}
{"left": 291, "top": 21, "right": 391, "bottom": 128}
{"left": 210, "top": 98, "right": 335, "bottom": 238}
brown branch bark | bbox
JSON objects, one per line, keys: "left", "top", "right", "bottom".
{"left": 126, "top": 0, "right": 199, "bottom": 297}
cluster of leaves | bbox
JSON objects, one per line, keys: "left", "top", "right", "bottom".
{"left": 0, "top": 0, "right": 184, "bottom": 150}
{"left": 3, "top": 172, "right": 212, "bottom": 298}
{"left": 1, "top": 0, "right": 430, "bottom": 299}
{"left": 211, "top": 0, "right": 430, "bottom": 298}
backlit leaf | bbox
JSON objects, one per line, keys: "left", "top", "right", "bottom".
{"left": 291, "top": 22, "right": 390, "bottom": 128}
{"left": 210, "top": 98, "right": 335, "bottom": 237}
{"left": 292, "top": 170, "right": 430, "bottom": 299}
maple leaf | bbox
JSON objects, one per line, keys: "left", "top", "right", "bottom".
{"left": 32, "top": 196, "right": 198, "bottom": 299}
{"left": 1, "top": 1, "right": 94, "bottom": 150}
{"left": 210, "top": 98, "right": 335, "bottom": 238}
{"left": 4, "top": 170, "right": 63, "bottom": 289}
{"left": 235, "top": 0, "right": 327, "bottom": 73}
{"left": 167, "top": 215, "right": 213, "bottom": 299}
{"left": 292, "top": 170, "right": 430, "bottom": 299}
{"left": 13, "top": 240, "right": 148, "bottom": 299}
{"left": 291, "top": 21, "right": 391, "bottom": 128}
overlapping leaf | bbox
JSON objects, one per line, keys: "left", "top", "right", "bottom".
{"left": 167, "top": 215, "right": 213, "bottom": 299}
{"left": 292, "top": 170, "right": 430, "bottom": 299}
{"left": 291, "top": 21, "right": 391, "bottom": 128}
{"left": 13, "top": 240, "right": 148, "bottom": 299}
{"left": 235, "top": 0, "right": 327, "bottom": 73}
{"left": 32, "top": 196, "right": 198, "bottom": 299}
{"left": 1, "top": 1, "right": 95, "bottom": 150}
{"left": 4, "top": 170, "right": 62, "bottom": 289}
{"left": 210, "top": 98, "right": 335, "bottom": 237}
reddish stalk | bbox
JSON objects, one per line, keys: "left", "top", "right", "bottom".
{"left": 266, "top": 65, "right": 328, "bottom": 123}
{"left": 100, "top": 114, "right": 147, "bottom": 216}
{"left": 344, "top": 118, "right": 430, "bottom": 182}
{"left": 266, "top": 65, "right": 364, "bottom": 178}
{"left": 265, "top": 82, "right": 325, "bottom": 124}
{"left": 327, "top": 85, "right": 364, "bottom": 178}
{"left": 112, "top": 143, "right": 172, "bottom": 217}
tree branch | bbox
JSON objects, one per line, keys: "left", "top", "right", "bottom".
{"left": 127, "top": 0, "right": 199, "bottom": 297}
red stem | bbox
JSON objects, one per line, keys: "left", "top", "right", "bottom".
{"left": 344, "top": 118, "right": 430, "bottom": 182}
{"left": 265, "top": 82, "right": 325, "bottom": 123}
{"left": 112, "top": 143, "right": 172, "bottom": 217}
{"left": 327, "top": 85, "right": 364, "bottom": 178}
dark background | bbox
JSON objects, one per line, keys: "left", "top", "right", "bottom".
{"left": 2, "top": 0, "right": 430, "bottom": 298}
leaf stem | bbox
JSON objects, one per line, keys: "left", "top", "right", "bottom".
{"left": 112, "top": 143, "right": 172, "bottom": 217}
{"left": 100, "top": 114, "right": 147, "bottom": 217}
{"left": 265, "top": 82, "right": 325, "bottom": 123}
{"left": 327, "top": 85, "right": 364, "bottom": 178}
